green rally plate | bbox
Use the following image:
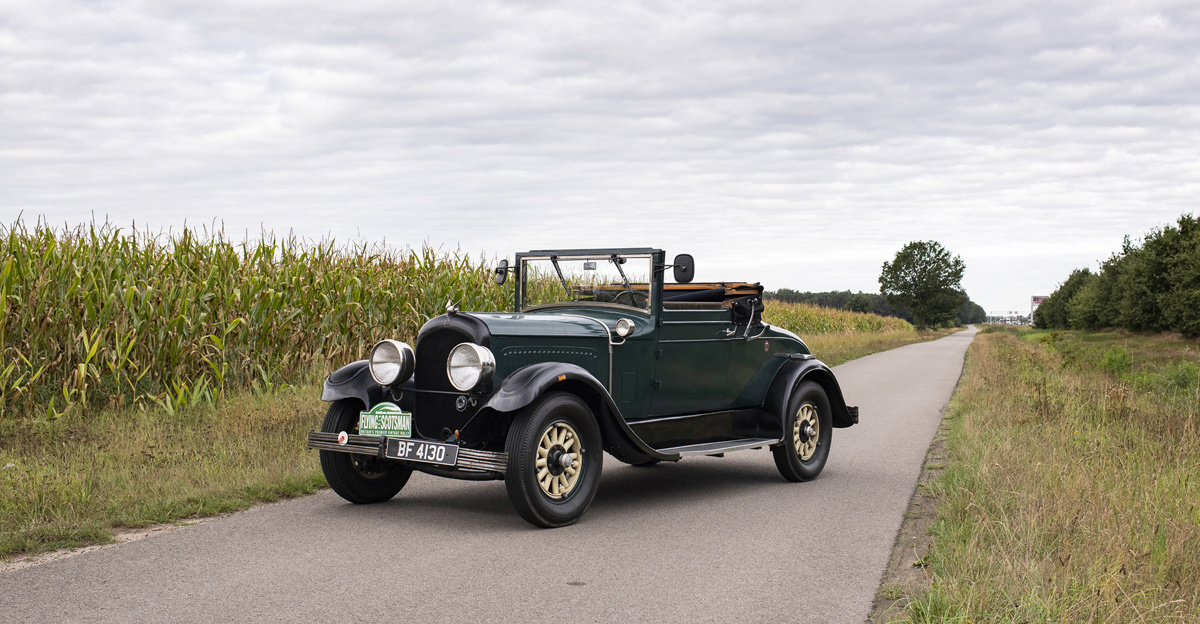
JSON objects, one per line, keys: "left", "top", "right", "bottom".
{"left": 359, "top": 403, "right": 412, "bottom": 437}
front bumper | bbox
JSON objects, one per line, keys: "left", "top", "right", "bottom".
{"left": 306, "top": 431, "right": 508, "bottom": 474}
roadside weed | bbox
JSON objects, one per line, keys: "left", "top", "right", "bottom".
{"left": 907, "top": 329, "right": 1200, "bottom": 622}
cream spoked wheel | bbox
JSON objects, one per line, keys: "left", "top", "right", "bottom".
{"left": 792, "top": 402, "right": 820, "bottom": 461}
{"left": 505, "top": 392, "right": 604, "bottom": 528}
{"left": 772, "top": 381, "right": 832, "bottom": 482}
{"left": 536, "top": 421, "right": 582, "bottom": 499}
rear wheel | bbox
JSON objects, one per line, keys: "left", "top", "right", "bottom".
{"left": 772, "top": 381, "right": 832, "bottom": 482}
{"left": 319, "top": 400, "right": 413, "bottom": 504}
{"left": 504, "top": 392, "right": 603, "bottom": 527}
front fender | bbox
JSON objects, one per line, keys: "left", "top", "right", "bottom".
{"left": 485, "top": 362, "right": 608, "bottom": 413}
{"left": 485, "top": 363, "right": 674, "bottom": 462}
{"left": 764, "top": 357, "right": 858, "bottom": 429}
{"left": 321, "top": 360, "right": 388, "bottom": 409}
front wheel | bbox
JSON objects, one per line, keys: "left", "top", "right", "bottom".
{"left": 504, "top": 392, "right": 603, "bottom": 528}
{"left": 319, "top": 400, "right": 413, "bottom": 504}
{"left": 772, "top": 381, "right": 833, "bottom": 482}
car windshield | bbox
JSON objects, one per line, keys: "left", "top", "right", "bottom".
{"left": 520, "top": 254, "right": 653, "bottom": 312}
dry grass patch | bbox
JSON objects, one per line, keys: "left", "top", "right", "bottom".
{"left": 0, "top": 389, "right": 324, "bottom": 558}
{"left": 906, "top": 329, "right": 1200, "bottom": 622}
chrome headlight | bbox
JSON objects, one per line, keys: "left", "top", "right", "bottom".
{"left": 446, "top": 343, "right": 495, "bottom": 391}
{"left": 369, "top": 339, "right": 415, "bottom": 386}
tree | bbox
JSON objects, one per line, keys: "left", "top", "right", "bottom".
{"left": 957, "top": 299, "right": 986, "bottom": 325}
{"left": 846, "top": 292, "right": 873, "bottom": 313}
{"left": 878, "top": 241, "right": 968, "bottom": 329}
{"left": 1032, "top": 268, "right": 1091, "bottom": 329}
{"left": 1155, "top": 214, "right": 1200, "bottom": 337}
{"left": 1035, "top": 213, "right": 1200, "bottom": 336}
{"left": 1067, "top": 272, "right": 1105, "bottom": 330}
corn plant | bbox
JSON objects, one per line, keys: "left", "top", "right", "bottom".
{"left": 764, "top": 300, "right": 913, "bottom": 336}
{"left": 0, "top": 217, "right": 912, "bottom": 420}
{"left": 0, "top": 218, "right": 511, "bottom": 419}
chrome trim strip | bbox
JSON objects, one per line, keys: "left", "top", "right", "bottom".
{"left": 629, "top": 409, "right": 738, "bottom": 426}
{"left": 657, "top": 437, "right": 780, "bottom": 457}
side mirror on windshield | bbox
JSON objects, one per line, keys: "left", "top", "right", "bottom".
{"left": 495, "top": 259, "right": 509, "bottom": 285}
{"left": 673, "top": 254, "right": 694, "bottom": 284}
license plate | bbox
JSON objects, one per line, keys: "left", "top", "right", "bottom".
{"left": 385, "top": 438, "right": 459, "bottom": 467}
{"left": 359, "top": 403, "right": 411, "bottom": 438}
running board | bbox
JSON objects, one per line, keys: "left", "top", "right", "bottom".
{"left": 654, "top": 437, "right": 779, "bottom": 457}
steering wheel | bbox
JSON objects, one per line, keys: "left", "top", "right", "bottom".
{"left": 613, "top": 290, "right": 649, "bottom": 309}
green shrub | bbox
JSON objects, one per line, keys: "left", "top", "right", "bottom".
{"left": 1100, "top": 346, "right": 1132, "bottom": 375}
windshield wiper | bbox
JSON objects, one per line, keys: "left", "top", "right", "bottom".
{"left": 549, "top": 256, "right": 573, "bottom": 297}
{"left": 610, "top": 254, "right": 637, "bottom": 300}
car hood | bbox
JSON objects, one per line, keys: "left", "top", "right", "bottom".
{"left": 469, "top": 312, "right": 613, "bottom": 339}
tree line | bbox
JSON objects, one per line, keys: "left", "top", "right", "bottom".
{"left": 1034, "top": 214, "right": 1200, "bottom": 337}
{"left": 765, "top": 289, "right": 985, "bottom": 326}
{"left": 767, "top": 240, "right": 987, "bottom": 329}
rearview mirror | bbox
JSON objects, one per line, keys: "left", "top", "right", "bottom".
{"left": 495, "top": 259, "right": 509, "bottom": 285}
{"left": 672, "top": 254, "right": 694, "bottom": 284}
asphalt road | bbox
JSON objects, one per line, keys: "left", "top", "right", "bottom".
{"left": 0, "top": 328, "right": 976, "bottom": 623}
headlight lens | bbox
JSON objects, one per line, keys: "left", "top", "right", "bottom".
{"left": 446, "top": 343, "right": 496, "bottom": 391}
{"left": 369, "top": 339, "right": 415, "bottom": 386}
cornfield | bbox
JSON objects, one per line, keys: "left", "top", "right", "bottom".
{"left": 763, "top": 299, "right": 913, "bottom": 335}
{"left": 0, "top": 219, "right": 510, "bottom": 418}
{"left": 0, "top": 218, "right": 909, "bottom": 419}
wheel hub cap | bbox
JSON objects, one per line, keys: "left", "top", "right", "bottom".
{"left": 535, "top": 422, "right": 582, "bottom": 499}
{"left": 793, "top": 403, "right": 820, "bottom": 461}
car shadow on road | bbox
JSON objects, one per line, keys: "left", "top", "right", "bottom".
{"left": 313, "top": 452, "right": 802, "bottom": 532}
{"left": 592, "top": 455, "right": 789, "bottom": 513}
{"left": 316, "top": 477, "right": 518, "bottom": 532}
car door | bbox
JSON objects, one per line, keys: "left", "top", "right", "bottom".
{"left": 647, "top": 306, "right": 736, "bottom": 416}
{"left": 726, "top": 312, "right": 771, "bottom": 409}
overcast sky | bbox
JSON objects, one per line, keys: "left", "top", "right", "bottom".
{"left": 3, "top": 0, "right": 1198, "bottom": 313}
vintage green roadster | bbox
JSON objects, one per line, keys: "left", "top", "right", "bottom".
{"left": 306, "top": 248, "right": 858, "bottom": 527}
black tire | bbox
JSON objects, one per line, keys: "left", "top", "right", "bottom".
{"left": 319, "top": 399, "right": 413, "bottom": 504}
{"left": 504, "top": 392, "right": 603, "bottom": 528}
{"left": 772, "top": 381, "right": 833, "bottom": 482}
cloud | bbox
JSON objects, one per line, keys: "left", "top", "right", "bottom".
{"left": 1, "top": 0, "right": 1198, "bottom": 311}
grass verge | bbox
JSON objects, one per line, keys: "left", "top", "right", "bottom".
{"left": 1, "top": 389, "right": 324, "bottom": 559}
{"left": 884, "top": 327, "right": 1199, "bottom": 622}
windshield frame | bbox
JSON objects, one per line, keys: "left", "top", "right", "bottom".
{"left": 515, "top": 251, "right": 658, "bottom": 315}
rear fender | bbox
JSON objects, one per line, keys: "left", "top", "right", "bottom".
{"left": 485, "top": 363, "right": 673, "bottom": 463}
{"left": 764, "top": 358, "right": 858, "bottom": 429}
